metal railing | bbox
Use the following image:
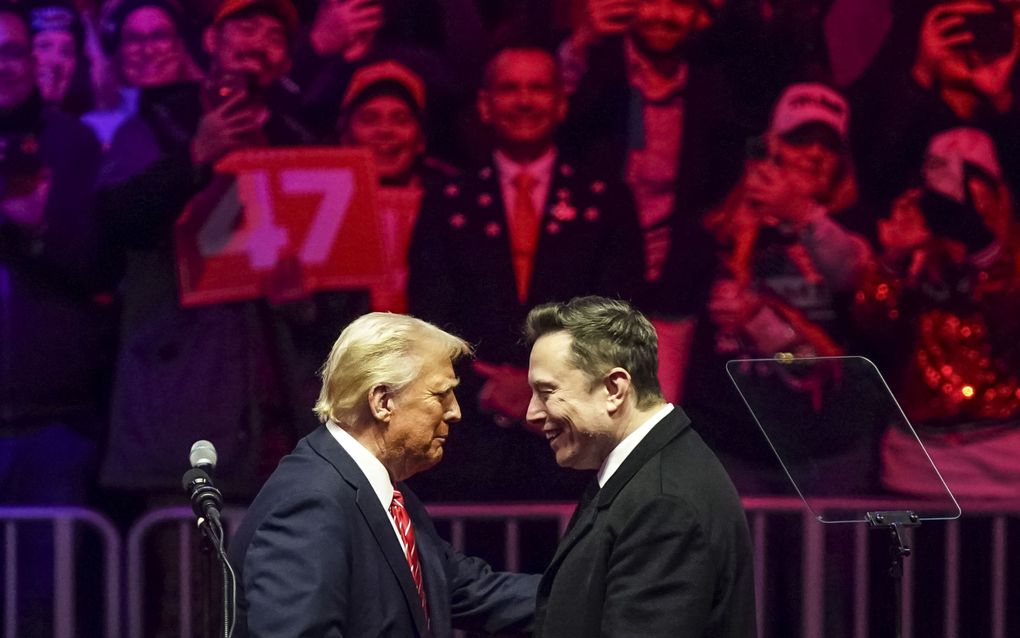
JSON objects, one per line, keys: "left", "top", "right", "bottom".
{"left": 3, "top": 498, "right": 1017, "bottom": 637}
{"left": 0, "top": 507, "right": 121, "bottom": 638}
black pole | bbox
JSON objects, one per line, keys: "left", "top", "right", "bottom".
{"left": 199, "top": 528, "right": 215, "bottom": 638}
{"left": 866, "top": 511, "right": 918, "bottom": 638}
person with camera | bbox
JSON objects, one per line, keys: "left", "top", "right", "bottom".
{"left": 853, "top": 0, "right": 1020, "bottom": 204}
{"left": 854, "top": 127, "right": 1020, "bottom": 501}
{"left": 665, "top": 82, "right": 875, "bottom": 493}
{"left": 0, "top": 6, "right": 107, "bottom": 635}
{"left": 95, "top": 2, "right": 318, "bottom": 633}
{"left": 97, "top": 0, "right": 316, "bottom": 510}
{"left": 557, "top": 0, "right": 759, "bottom": 283}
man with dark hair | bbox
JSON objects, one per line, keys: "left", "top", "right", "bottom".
{"left": 524, "top": 295, "right": 756, "bottom": 637}
{"left": 407, "top": 45, "right": 644, "bottom": 501}
{"left": 558, "top": 0, "right": 754, "bottom": 282}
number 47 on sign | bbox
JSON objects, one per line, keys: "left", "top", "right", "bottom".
{"left": 175, "top": 147, "right": 387, "bottom": 307}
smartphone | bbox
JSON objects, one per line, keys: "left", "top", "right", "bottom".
{"left": 203, "top": 70, "right": 260, "bottom": 110}
{"left": 966, "top": 2, "right": 1015, "bottom": 61}
{"left": 943, "top": 1, "right": 1015, "bottom": 61}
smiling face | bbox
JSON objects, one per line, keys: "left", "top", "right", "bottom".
{"left": 631, "top": 0, "right": 701, "bottom": 56}
{"left": 345, "top": 94, "right": 424, "bottom": 184}
{"left": 526, "top": 332, "right": 616, "bottom": 470}
{"left": 32, "top": 30, "right": 76, "bottom": 104}
{"left": 774, "top": 125, "right": 843, "bottom": 200}
{"left": 118, "top": 7, "right": 188, "bottom": 88}
{"left": 206, "top": 11, "right": 290, "bottom": 88}
{"left": 379, "top": 339, "right": 462, "bottom": 481}
{"left": 478, "top": 48, "right": 566, "bottom": 158}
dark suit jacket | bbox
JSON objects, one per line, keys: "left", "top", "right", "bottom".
{"left": 408, "top": 153, "right": 646, "bottom": 368}
{"left": 228, "top": 425, "right": 540, "bottom": 637}
{"left": 534, "top": 407, "right": 756, "bottom": 637}
{"left": 559, "top": 38, "right": 758, "bottom": 228}
{"left": 404, "top": 154, "right": 645, "bottom": 501}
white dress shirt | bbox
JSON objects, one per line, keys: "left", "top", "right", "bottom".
{"left": 494, "top": 148, "right": 557, "bottom": 217}
{"left": 326, "top": 421, "right": 407, "bottom": 551}
{"left": 597, "top": 403, "right": 675, "bottom": 488}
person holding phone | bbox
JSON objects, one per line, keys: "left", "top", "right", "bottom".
{"left": 855, "top": 127, "right": 1020, "bottom": 501}
{"left": 853, "top": 0, "right": 1020, "bottom": 203}
{"left": 97, "top": 0, "right": 313, "bottom": 516}
{"left": 557, "top": 0, "right": 745, "bottom": 283}
{"left": 664, "top": 82, "right": 875, "bottom": 494}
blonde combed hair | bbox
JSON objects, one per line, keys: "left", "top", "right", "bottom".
{"left": 314, "top": 313, "right": 472, "bottom": 425}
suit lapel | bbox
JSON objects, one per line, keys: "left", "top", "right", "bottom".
{"left": 598, "top": 407, "right": 690, "bottom": 506}
{"left": 542, "top": 408, "right": 691, "bottom": 585}
{"left": 543, "top": 478, "right": 600, "bottom": 582}
{"left": 306, "top": 427, "right": 430, "bottom": 636}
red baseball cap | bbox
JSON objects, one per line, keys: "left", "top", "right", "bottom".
{"left": 212, "top": 0, "right": 299, "bottom": 37}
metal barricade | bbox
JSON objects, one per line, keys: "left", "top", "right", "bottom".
{"left": 0, "top": 507, "right": 121, "bottom": 638}
{"left": 117, "top": 498, "right": 1011, "bottom": 636}
{"left": 742, "top": 497, "right": 1019, "bottom": 638}
{"left": 124, "top": 505, "right": 246, "bottom": 638}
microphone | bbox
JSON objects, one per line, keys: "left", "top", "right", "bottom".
{"left": 189, "top": 439, "right": 218, "bottom": 471}
{"left": 183, "top": 440, "right": 223, "bottom": 525}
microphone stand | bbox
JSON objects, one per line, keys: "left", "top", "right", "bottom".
{"left": 184, "top": 469, "right": 236, "bottom": 638}
{"left": 199, "top": 519, "right": 214, "bottom": 638}
{"left": 197, "top": 514, "right": 234, "bottom": 638}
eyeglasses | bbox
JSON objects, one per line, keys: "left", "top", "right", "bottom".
{"left": 120, "top": 28, "right": 177, "bottom": 52}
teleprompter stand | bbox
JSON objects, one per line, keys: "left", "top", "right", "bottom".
{"left": 727, "top": 355, "right": 961, "bottom": 638}
{"left": 866, "top": 510, "right": 921, "bottom": 638}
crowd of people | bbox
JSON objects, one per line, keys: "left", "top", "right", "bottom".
{"left": 2, "top": 0, "right": 1018, "bottom": 634}
{"left": 2, "top": 0, "right": 1018, "bottom": 568}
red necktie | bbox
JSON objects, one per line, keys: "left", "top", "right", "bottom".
{"left": 390, "top": 490, "right": 430, "bottom": 626}
{"left": 509, "top": 171, "right": 540, "bottom": 303}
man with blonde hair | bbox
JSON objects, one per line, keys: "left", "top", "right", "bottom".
{"left": 228, "top": 312, "right": 540, "bottom": 637}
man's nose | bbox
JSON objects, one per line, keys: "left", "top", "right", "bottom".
{"left": 525, "top": 394, "right": 543, "bottom": 425}
{"left": 447, "top": 395, "right": 462, "bottom": 423}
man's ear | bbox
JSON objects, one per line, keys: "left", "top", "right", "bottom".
{"left": 554, "top": 88, "right": 568, "bottom": 123}
{"left": 695, "top": 7, "right": 712, "bottom": 31}
{"left": 202, "top": 26, "right": 217, "bottom": 57}
{"left": 368, "top": 384, "right": 394, "bottom": 422}
{"left": 603, "top": 368, "right": 631, "bottom": 415}
{"left": 477, "top": 90, "right": 492, "bottom": 125}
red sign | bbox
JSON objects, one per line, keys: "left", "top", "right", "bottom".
{"left": 175, "top": 147, "right": 385, "bottom": 307}
{"left": 370, "top": 186, "right": 424, "bottom": 313}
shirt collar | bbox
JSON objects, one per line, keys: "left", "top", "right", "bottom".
{"left": 597, "top": 403, "right": 674, "bottom": 488}
{"left": 494, "top": 147, "right": 557, "bottom": 186}
{"left": 326, "top": 420, "right": 395, "bottom": 511}
{"left": 624, "top": 38, "right": 689, "bottom": 103}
